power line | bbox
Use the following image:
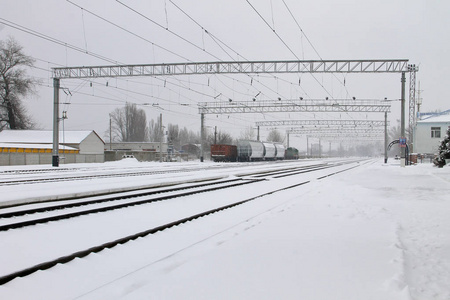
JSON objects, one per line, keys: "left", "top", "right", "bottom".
{"left": 244, "top": 0, "right": 334, "bottom": 98}
{"left": 245, "top": 0, "right": 299, "bottom": 60}
{"left": 115, "top": 0, "right": 223, "bottom": 61}
{"left": 281, "top": 0, "right": 351, "bottom": 98}
{"left": 65, "top": 0, "right": 191, "bottom": 62}
{"left": 0, "top": 17, "right": 120, "bottom": 64}
{"left": 168, "top": 0, "right": 310, "bottom": 100}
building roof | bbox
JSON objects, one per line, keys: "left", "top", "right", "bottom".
{"left": 418, "top": 110, "right": 450, "bottom": 124}
{"left": 0, "top": 130, "right": 103, "bottom": 145}
{"left": 0, "top": 143, "right": 78, "bottom": 151}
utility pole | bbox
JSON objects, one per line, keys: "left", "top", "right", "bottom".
{"left": 52, "top": 78, "right": 60, "bottom": 167}
{"left": 400, "top": 72, "right": 406, "bottom": 167}
{"left": 200, "top": 113, "right": 205, "bottom": 162}
{"left": 214, "top": 126, "right": 217, "bottom": 144}
{"left": 306, "top": 136, "right": 309, "bottom": 157}
{"left": 286, "top": 131, "right": 290, "bottom": 148}
{"left": 256, "top": 126, "right": 260, "bottom": 141}
{"left": 159, "top": 113, "right": 163, "bottom": 163}
{"left": 109, "top": 115, "right": 112, "bottom": 151}
{"left": 384, "top": 111, "right": 388, "bottom": 163}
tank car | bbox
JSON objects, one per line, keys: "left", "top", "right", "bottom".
{"left": 237, "top": 140, "right": 264, "bottom": 161}
{"left": 263, "top": 142, "right": 277, "bottom": 160}
{"left": 274, "top": 143, "right": 286, "bottom": 160}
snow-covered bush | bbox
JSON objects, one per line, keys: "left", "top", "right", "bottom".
{"left": 434, "top": 126, "right": 450, "bottom": 167}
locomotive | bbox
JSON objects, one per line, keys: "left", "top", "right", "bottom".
{"left": 211, "top": 140, "right": 288, "bottom": 162}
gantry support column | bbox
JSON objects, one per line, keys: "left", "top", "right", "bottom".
{"left": 52, "top": 78, "right": 60, "bottom": 167}
{"left": 384, "top": 111, "right": 388, "bottom": 163}
{"left": 200, "top": 113, "right": 205, "bottom": 162}
{"left": 400, "top": 72, "right": 406, "bottom": 167}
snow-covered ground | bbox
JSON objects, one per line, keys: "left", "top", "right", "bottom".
{"left": 1, "top": 158, "right": 449, "bottom": 300}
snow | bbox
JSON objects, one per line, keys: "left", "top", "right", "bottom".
{"left": 417, "top": 112, "right": 450, "bottom": 123}
{"left": 0, "top": 130, "right": 99, "bottom": 144}
{"left": 0, "top": 143, "right": 78, "bottom": 151}
{"left": 0, "top": 159, "right": 450, "bottom": 300}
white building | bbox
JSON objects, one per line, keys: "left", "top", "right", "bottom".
{"left": 0, "top": 130, "right": 105, "bottom": 165}
{"left": 414, "top": 110, "right": 450, "bottom": 155}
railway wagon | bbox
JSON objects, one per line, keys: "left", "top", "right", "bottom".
{"left": 210, "top": 144, "right": 237, "bottom": 162}
{"left": 237, "top": 140, "right": 265, "bottom": 161}
{"left": 263, "top": 142, "right": 277, "bottom": 160}
{"left": 274, "top": 143, "right": 286, "bottom": 160}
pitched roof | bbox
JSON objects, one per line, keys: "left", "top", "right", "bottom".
{"left": 0, "top": 143, "right": 78, "bottom": 151}
{"left": 417, "top": 110, "right": 450, "bottom": 123}
{"left": 0, "top": 130, "right": 102, "bottom": 144}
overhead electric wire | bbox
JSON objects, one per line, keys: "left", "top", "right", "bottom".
{"left": 0, "top": 18, "right": 121, "bottom": 65}
{"left": 168, "top": 0, "right": 310, "bottom": 101}
{"left": 281, "top": 0, "right": 351, "bottom": 98}
{"left": 244, "top": 0, "right": 334, "bottom": 99}
{"left": 65, "top": 0, "right": 191, "bottom": 62}
{"left": 115, "top": 0, "right": 223, "bottom": 61}
{"left": 67, "top": 0, "right": 287, "bottom": 109}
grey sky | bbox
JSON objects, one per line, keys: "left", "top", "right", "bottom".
{"left": 1, "top": 0, "right": 448, "bottom": 148}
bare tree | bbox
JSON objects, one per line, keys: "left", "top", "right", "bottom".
{"left": 207, "top": 130, "right": 233, "bottom": 145}
{"left": 148, "top": 117, "right": 162, "bottom": 143}
{"left": 110, "top": 103, "right": 148, "bottom": 142}
{"left": 167, "top": 123, "right": 180, "bottom": 148}
{"left": 240, "top": 126, "right": 256, "bottom": 140}
{"left": 266, "top": 129, "right": 284, "bottom": 143}
{"left": 0, "top": 37, "right": 35, "bottom": 130}
{"left": 389, "top": 119, "right": 411, "bottom": 142}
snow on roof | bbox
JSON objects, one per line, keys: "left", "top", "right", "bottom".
{"left": 0, "top": 143, "right": 78, "bottom": 151}
{"left": 0, "top": 130, "right": 99, "bottom": 144}
{"left": 418, "top": 110, "right": 450, "bottom": 123}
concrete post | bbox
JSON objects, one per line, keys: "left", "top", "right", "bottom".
{"left": 384, "top": 111, "right": 388, "bottom": 163}
{"left": 52, "top": 78, "right": 60, "bottom": 167}
{"left": 200, "top": 113, "right": 204, "bottom": 162}
{"left": 401, "top": 72, "right": 406, "bottom": 167}
{"left": 160, "top": 113, "right": 163, "bottom": 162}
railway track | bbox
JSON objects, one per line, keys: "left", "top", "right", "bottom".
{"left": 0, "top": 165, "right": 228, "bottom": 186}
{"left": 0, "top": 159, "right": 367, "bottom": 285}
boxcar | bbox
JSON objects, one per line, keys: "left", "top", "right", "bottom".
{"left": 211, "top": 144, "right": 237, "bottom": 162}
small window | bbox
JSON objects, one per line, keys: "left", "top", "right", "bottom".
{"left": 431, "top": 127, "right": 441, "bottom": 138}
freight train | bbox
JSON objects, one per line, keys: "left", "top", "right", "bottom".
{"left": 211, "top": 141, "right": 292, "bottom": 162}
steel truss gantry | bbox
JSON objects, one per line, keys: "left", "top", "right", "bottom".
{"left": 305, "top": 133, "right": 384, "bottom": 139}
{"left": 288, "top": 128, "right": 385, "bottom": 135}
{"left": 52, "top": 59, "right": 410, "bottom": 79}
{"left": 255, "top": 120, "right": 388, "bottom": 127}
{"left": 50, "top": 59, "right": 415, "bottom": 166}
{"left": 198, "top": 100, "right": 390, "bottom": 114}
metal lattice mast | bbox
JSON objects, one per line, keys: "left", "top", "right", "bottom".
{"left": 408, "top": 65, "right": 418, "bottom": 153}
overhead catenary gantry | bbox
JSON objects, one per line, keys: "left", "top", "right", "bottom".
{"left": 288, "top": 128, "right": 385, "bottom": 135}
{"left": 53, "top": 59, "right": 410, "bottom": 79}
{"left": 255, "top": 119, "right": 388, "bottom": 127}
{"left": 52, "top": 59, "right": 415, "bottom": 166}
{"left": 197, "top": 99, "right": 390, "bottom": 114}
{"left": 256, "top": 119, "right": 388, "bottom": 152}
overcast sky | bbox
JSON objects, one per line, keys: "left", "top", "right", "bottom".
{"left": 1, "top": 0, "right": 448, "bottom": 149}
